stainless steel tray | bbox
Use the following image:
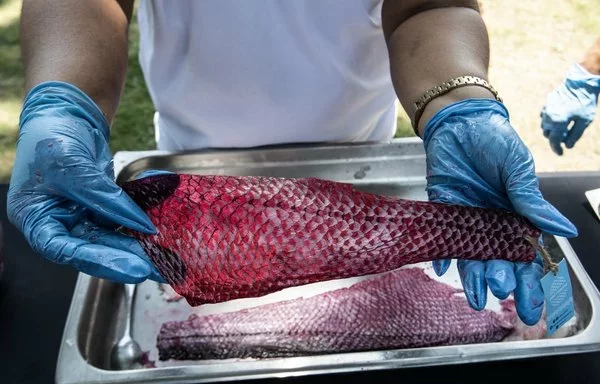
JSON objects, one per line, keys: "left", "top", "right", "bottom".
{"left": 56, "top": 138, "right": 600, "bottom": 384}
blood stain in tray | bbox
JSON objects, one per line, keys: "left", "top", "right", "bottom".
{"left": 140, "top": 351, "right": 156, "bottom": 369}
{"left": 158, "top": 283, "right": 184, "bottom": 302}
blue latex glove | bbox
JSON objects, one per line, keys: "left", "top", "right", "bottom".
{"left": 424, "top": 99, "right": 578, "bottom": 325}
{"left": 540, "top": 63, "right": 600, "bottom": 155}
{"left": 7, "top": 81, "right": 164, "bottom": 283}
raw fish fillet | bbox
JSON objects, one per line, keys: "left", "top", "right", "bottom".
{"left": 121, "top": 174, "right": 541, "bottom": 306}
{"left": 156, "top": 267, "right": 517, "bottom": 361}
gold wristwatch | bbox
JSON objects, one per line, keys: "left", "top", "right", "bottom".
{"left": 412, "top": 75, "right": 503, "bottom": 136}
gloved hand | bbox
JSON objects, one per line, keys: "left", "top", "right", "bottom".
{"left": 7, "top": 81, "right": 164, "bottom": 283}
{"left": 424, "top": 98, "right": 578, "bottom": 325}
{"left": 540, "top": 63, "right": 600, "bottom": 155}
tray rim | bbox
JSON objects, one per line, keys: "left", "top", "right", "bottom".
{"left": 111, "top": 137, "right": 426, "bottom": 182}
{"left": 55, "top": 140, "right": 600, "bottom": 384}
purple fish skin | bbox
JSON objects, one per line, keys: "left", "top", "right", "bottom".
{"left": 157, "top": 267, "right": 517, "bottom": 361}
{"left": 121, "top": 174, "right": 540, "bottom": 306}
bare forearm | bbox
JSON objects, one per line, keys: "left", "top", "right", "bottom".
{"left": 20, "top": 0, "right": 134, "bottom": 123}
{"left": 580, "top": 37, "right": 600, "bottom": 75}
{"left": 382, "top": 1, "right": 495, "bottom": 136}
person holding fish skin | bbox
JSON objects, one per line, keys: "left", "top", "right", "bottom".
{"left": 540, "top": 37, "right": 600, "bottom": 156}
{"left": 9, "top": 0, "right": 577, "bottom": 326}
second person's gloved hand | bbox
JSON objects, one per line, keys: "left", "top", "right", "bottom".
{"left": 7, "top": 81, "right": 164, "bottom": 283}
{"left": 424, "top": 98, "right": 578, "bottom": 325}
{"left": 540, "top": 63, "right": 600, "bottom": 155}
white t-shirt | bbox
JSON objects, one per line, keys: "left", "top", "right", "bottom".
{"left": 137, "top": 0, "right": 398, "bottom": 151}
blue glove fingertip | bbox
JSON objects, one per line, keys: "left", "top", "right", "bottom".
{"left": 127, "top": 209, "right": 157, "bottom": 235}
{"left": 531, "top": 203, "right": 578, "bottom": 238}
{"left": 548, "top": 131, "right": 564, "bottom": 156}
{"left": 72, "top": 245, "right": 153, "bottom": 284}
{"left": 513, "top": 261, "right": 545, "bottom": 326}
{"left": 70, "top": 219, "right": 159, "bottom": 282}
{"left": 484, "top": 260, "right": 516, "bottom": 300}
{"left": 515, "top": 287, "right": 544, "bottom": 326}
{"left": 564, "top": 118, "right": 592, "bottom": 148}
{"left": 149, "top": 268, "right": 167, "bottom": 284}
{"left": 432, "top": 259, "right": 451, "bottom": 276}
{"left": 518, "top": 304, "right": 544, "bottom": 327}
{"left": 110, "top": 201, "right": 157, "bottom": 235}
{"left": 506, "top": 184, "right": 578, "bottom": 238}
{"left": 458, "top": 260, "right": 487, "bottom": 311}
{"left": 114, "top": 170, "right": 175, "bottom": 234}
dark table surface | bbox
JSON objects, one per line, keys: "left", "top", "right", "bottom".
{"left": 1, "top": 172, "right": 599, "bottom": 384}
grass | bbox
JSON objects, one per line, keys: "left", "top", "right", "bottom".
{"left": 0, "top": 0, "right": 22, "bottom": 182}
{"left": 1, "top": 0, "right": 599, "bottom": 183}
{"left": 395, "top": 106, "right": 415, "bottom": 138}
{"left": 109, "top": 12, "right": 156, "bottom": 152}
{"left": 572, "top": 0, "right": 600, "bottom": 35}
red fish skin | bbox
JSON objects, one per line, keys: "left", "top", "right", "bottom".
{"left": 156, "top": 267, "right": 517, "bottom": 361}
{"left": 121, "top": 174, "right": 540, "bottom": 306}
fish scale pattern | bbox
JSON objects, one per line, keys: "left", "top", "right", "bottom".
{"left": 156, "top": 267, "right": 517, "bottom": 361}
{"left": 121, "top": 174, "right": 540, "bottom": 306}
